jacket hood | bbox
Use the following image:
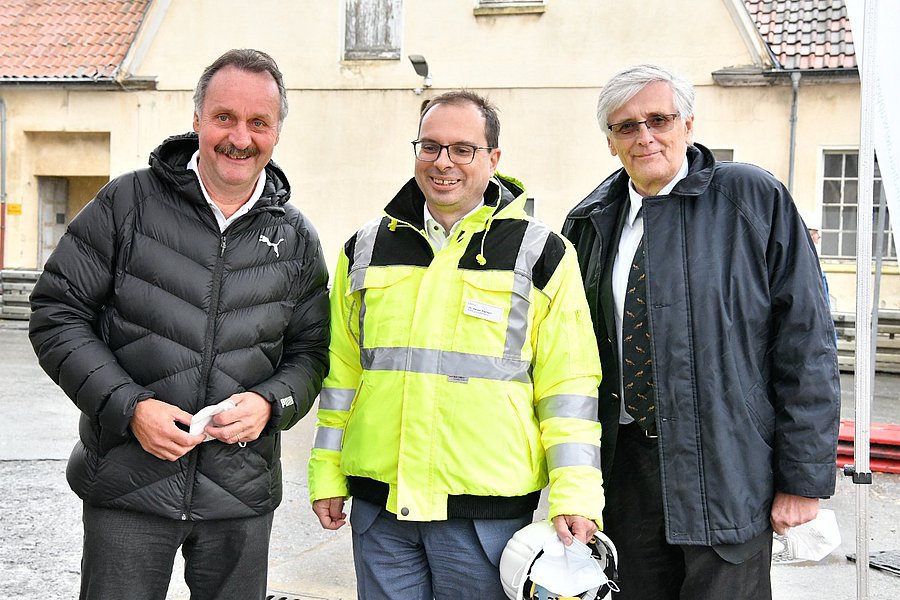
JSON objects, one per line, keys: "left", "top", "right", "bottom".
{"left": 148, "top": 132, "right": 291, "bottom": 209}
{"left": 567, "top": 143, "right": 716, "bottom": 220}
{"left": 384, "top": 172, "right": 526, "bottom": 228}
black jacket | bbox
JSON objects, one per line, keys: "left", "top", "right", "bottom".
{"left": 562, "top": 143, "right": 840, "bottom": 546}
{"left": 29, "top": 133, "right": 329, "bottom": 520}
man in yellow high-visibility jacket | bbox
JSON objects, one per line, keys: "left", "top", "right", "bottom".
{"left": 308, "top": 90, "right": 604, "bottom": 599}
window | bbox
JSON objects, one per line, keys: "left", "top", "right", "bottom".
{"left": 710, "top": 148, "right": 734, "bottom": 162}
{"left": 344, "top": 0, "right": 402, "bottom": 60}
{"left": 820, "top": 151, "right": 890, "bottom": 260}
{"left": 474, "top": 1, "right": 546, "bottom": 15}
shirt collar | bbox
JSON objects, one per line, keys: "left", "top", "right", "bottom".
{"left": 423, "top": 198, "right": 485, "bottom": 251}
{"left": 626, "top": 156, "right": 689, "bottom": 226}
{"left": 423, "top": 199, "right": 485, "bottom": 236}
{"left": 187, "top": 150, "right": 266, "bottom": 231}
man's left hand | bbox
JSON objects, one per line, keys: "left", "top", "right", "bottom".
{"left": 552, "top": 514, "right": 598, "bottom": 545}
{"left": 205, "top": 391, "right": 272, "bottom": 445}
{"left": 770, "top": 491, "right": 819, "bottom": 535}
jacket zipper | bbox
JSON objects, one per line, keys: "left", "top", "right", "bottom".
{"left": 181, "top": 233, "right": 228, "bottom": 520}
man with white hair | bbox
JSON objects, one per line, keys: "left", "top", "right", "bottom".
{"left": 562, "top": 64, "right": 840, "bottom": 599}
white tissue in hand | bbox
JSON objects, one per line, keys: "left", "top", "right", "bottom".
{"left": 529, "top": 536, "right": 606, "bottom": 596}
{"left": 189, "top": 399, "right": 236, "bottom": 441}
{"left": 782, "top": 509, "right": 841, "bottom": 561}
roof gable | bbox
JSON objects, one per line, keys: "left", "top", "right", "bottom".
{"left": 0, "top": 0, "right": 151, "bottom": 82}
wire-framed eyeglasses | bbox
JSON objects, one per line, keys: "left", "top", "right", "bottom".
{"left": 607, "top": 113, "right": 679, "bottom": 139}
{"left": 411, "top": 140, "right": 494, "bottom": 165}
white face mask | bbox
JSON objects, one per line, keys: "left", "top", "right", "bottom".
{"left": 529, "top": 536, "right": 612, "bottom": 598}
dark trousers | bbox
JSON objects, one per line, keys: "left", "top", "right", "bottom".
{"left": 603, "top": 423, "right": 773, "bottom": 600}
{"left": 80, "top": 502, "right": 273, "bottom": 600}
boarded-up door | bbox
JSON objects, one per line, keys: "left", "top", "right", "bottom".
{"left": 38, "top": 176, "right": 69, "bottom": 267}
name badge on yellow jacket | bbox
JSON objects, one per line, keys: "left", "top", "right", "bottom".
{"left": 464, "top": 298, "right": 504, "bottom": 322}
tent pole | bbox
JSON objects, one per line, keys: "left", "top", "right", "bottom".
{"left": 850, "top": 1, "right": 877, "bottom": 598}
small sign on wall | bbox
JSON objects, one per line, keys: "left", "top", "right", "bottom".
{"left": 6, "top": 203, "right": 22, "bottom": 215}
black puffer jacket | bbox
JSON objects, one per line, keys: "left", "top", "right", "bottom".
{"left": 29, "top": 133, "right": 329, "bottom": 520}
{"left": 563, "top": 143, "right": 840, "bottom": 546}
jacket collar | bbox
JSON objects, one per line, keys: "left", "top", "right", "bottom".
{"left": 148, "top": 132, "right": 291, "bottom": 210}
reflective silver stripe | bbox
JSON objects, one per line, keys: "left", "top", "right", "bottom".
{"left": 319, "top": 388, "right": 356, "bottom": 411}
{"left": 348, "top": 218, "right": 382, "bottom": 292}
{"left": 536, "top": 394, "right": 599, "bottom": 422}
{"left": 358, "top": 289, "right": 367, "bottom": 349}
{"left": 515, "top": 221, "right": 552, "bottom": 276}
{"left": 313, "top": 426, "right": 344, "bottom": 451}
{"left": 503, "top": 273, "right": 532, "bottom": 359}
{"left": 349, "top": 219, "right": 382, "bottom": 347}
{"left": 361, "top": 347, "right": 531, "bottom": 383}
{"left": 503, "top": 222, "right": 551, "bottom": 358}
{"left": 545, "top": 442, "right": 602, "bottom": 471}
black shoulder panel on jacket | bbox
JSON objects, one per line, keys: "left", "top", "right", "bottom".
{"left": 370, "top": 220, "right": 433, "bottom": 268}
{"left": 458, "top": 219, "right": 528, "bottom": 271}
{"left": 344, "top": 236, "right": 357, "bottom": 265}
{"left": 532, "top": 234, "right": 566, "bottom": 291}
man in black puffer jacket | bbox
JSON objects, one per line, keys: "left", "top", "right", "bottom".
{"left": 29, "top": 49, "right": 329, "bottom": 600}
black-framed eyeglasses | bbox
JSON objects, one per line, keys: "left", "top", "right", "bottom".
{"left": 607, "top": 113, "right": 679, "bottom": 139}
{"left": 411, "top": 140, "right": 494, "bottom": 165}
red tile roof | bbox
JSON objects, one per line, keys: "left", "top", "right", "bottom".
{"left": 744, "top": 0, "right": 857, "bottom": 70}
{"left": 0, "top": 0, "right": 150, "bottom": 81}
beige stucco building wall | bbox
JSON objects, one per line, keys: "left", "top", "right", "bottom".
{"left": 0, "top": 0, "right": 887, "bottom": 311}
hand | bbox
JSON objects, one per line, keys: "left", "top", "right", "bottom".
{"left": 205, "top": 392, "right": 272, "bottom": 445}
{"left": 130, "top": 398, "right": 205, "bottom": 461}
{"left": 552, "top": 514, "right": 598, "bottom": 545}
{"left": 770, "top": 491, "right": 819, "bottom": 535}
{"left": 312, "top": 497, "right": 347, "bottom": 530}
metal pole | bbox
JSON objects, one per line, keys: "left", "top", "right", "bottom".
{"left": 872, "top": 185, "right": 886, "bottom": 350}
{"left": 788, "top": 71, "right": 801, "bottom": 194}
{"left": 849, "top": 1, "right": 877, "bottom": 598}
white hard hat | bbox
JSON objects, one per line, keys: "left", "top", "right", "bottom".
{"left": 500, "top": 521, "right": 619, "bottom": 600}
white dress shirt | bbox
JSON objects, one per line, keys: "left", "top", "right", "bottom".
{"left": 187, "top": 150, "right": 266, "bottom": 232}
{"left": 612, "top": 157, "right": 689, "bottom": 423}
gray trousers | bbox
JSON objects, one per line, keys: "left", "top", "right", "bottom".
{"left": 350, "top": 498, "right": 532, "bottom": 600}
{"left": 80, "top": 502, "right": 273, "bottom": 600}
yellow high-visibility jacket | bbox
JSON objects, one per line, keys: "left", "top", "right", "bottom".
{"left": 308, "top": 175, "right": 604, "bottom": 523}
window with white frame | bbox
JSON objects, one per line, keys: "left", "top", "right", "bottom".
{"left": 344, "top": 0, "right": 402, "bottom": 60}
{"left": 820, "top": 150, "right": 891, "bottom": 260}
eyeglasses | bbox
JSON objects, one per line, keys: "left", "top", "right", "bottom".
{"left": 607, "top": 113, "right": 679, "bottom": 139}
{"left": 411, "top": 140, "right": 494, "bottom": 165}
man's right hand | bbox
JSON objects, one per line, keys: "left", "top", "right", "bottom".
{"left": 312, "top": 497, "right": 347, "bottom": 530}
{"left": 130, "top": 398, "right": 205, "bottom": 461}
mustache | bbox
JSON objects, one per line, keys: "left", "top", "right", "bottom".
{"left": 215, "top": 143, "right": 260, "bottom": 159}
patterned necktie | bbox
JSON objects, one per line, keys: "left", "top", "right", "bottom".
{"left": 622, "top": 237, "right": 657, "bottom": 434}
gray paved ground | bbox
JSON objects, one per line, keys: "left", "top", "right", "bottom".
{"left": 2, "top": 321, "right": 899, "bottom": 599}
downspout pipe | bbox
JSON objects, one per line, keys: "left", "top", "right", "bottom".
{"left": 1, "top": 97, "right": 7, "bottom": 269}
{"left": 787, "top": 71, "right": 801, "bottom": 195}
